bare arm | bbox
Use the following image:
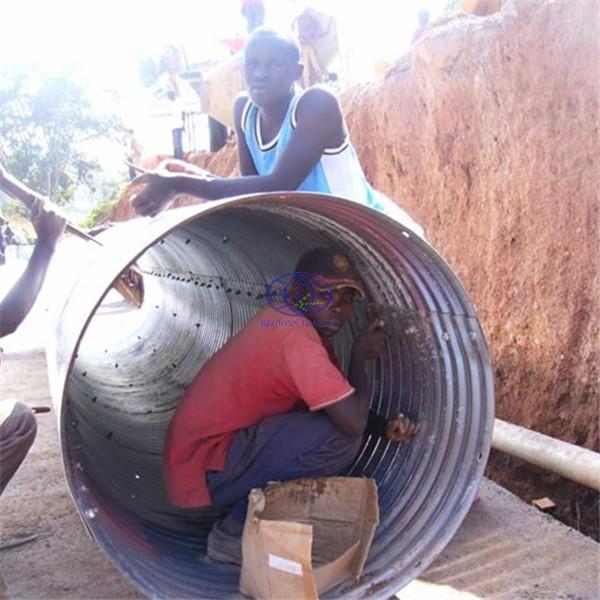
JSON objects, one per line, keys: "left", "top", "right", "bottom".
{"left": 131, "top": 87, "right": 346, "bottom": 215}
{"left": 323, "top": 320, "right": 385, "bottom": 438}
{"left": 324, "top": 353, "right": 371, "bottom": 438}
{"left": 0, "top": 202, "right": 66, "bottom": 337}
{"left": 233, "top": 94, "right": 259, "bottom": 176}
{"left": 322, "top": 319, "right": 421, "bottom": 442}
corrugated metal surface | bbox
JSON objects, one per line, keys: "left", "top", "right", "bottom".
{"left": 46, "top": 193, "right": 494, "bottom": 598}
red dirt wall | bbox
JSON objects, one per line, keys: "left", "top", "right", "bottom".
{"left": 341, "top": 0, "right": 599, "bottom": 449}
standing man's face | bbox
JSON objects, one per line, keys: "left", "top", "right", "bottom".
{"left": 243, "top": 36, "right": 302, "bottom": 107}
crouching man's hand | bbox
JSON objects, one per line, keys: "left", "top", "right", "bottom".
{"left": 386, "top": 413, "right": 421, "bottom": 443}
{"left": 352, "top": 318, "right": 387, "bottom": 363}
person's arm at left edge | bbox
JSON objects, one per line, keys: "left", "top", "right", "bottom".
{"left": 0, "top": 200, "right": 66, "bottom": 337}
{"left": 131, "top": 87, "right": 344, "bottom": 216}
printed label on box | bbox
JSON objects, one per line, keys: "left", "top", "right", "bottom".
{"left": 268, "top": 554, "right": 303, "bottom": 576}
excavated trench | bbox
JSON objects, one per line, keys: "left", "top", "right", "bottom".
{"left": 46, "top": 193, "right": 493, "bottom": 598}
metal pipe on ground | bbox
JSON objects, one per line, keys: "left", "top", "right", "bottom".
{"left": 492, "top": 419, "right": 600, "bottom": 491}
{"left": 46, "top": 193, "right": 494, "bottom": 599}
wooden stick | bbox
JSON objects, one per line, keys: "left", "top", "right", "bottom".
{"left": 123, "top": 159, "right": 150, "bottom": 175}
{"left": 0, "top": 166, "right": 102, "bottom": 246}
{"left": 0, "top": 164, "right": 144, "bottom": 307}
{"left": 0, "top": 533, "right": 43, "bottom": 551}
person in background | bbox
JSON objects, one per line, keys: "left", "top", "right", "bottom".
{"left": 241, "top": 0, "right": 265, "bottom": 34}
{"left": 0, "top": 217, "right": 17, "bottom": 264}
{"left": 163, "top": 247, "right": 420, "bottom": 565}
{"left": 412, "top": 9, "right": 430, "bottom": 44}
{"left": 128, "top": 48, "right": 201, "bottom": 170}
{"left": 294, "top": 6, "right": 338, "bottom": 88}
{"left": 155, "top": 45, "right": 201, "bottom": 160}
{"left": 0, "top": 165, "right": 66, "bottom": 494}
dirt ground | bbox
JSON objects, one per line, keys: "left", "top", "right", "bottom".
{"left": 486, "top": 452, "right": 600, "bottom": 541}
{"left": 0, "top": 350, "right": 141, "bottom": 600}
{"left": 1, "top": 350, "right": 598, "bottom": 600}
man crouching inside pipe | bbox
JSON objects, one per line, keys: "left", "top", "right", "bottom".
{"left": 163, "top": 247, "right": 420, "bottom": 566}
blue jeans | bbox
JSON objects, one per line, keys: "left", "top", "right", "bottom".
{"left": 206, "top": 409, "right": 362, "bottom": 523}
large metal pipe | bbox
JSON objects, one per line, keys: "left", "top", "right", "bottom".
{"left": 492, "top": 419, "right": 600, "bottom": 491}
{"left": 46, "top": 193, "right": 494, "bottom": 599}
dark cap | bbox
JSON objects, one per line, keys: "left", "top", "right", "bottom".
{"left": 294, "top": 247, "right": 365, "bottom": 298}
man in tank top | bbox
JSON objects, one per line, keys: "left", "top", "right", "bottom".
{"left": 130, "top": 28, "right": 422, "bottom": 235}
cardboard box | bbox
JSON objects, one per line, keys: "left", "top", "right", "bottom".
{"left": 239, "top": 477, "right": 379, "bottom": 600}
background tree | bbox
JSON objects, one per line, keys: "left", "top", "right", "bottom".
{"left": 0, "top": 64, "right": 124, "bottom": 209}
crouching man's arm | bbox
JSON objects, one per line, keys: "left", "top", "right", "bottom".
{"left": 324, "top": 320, "right": 421, "bottom": 442}
{"left": 323, "top": 320, "right": 384, "bottom": 438}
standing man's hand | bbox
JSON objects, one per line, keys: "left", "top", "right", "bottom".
{"left": 129, "top": 173, "right": 179, "bottom": 217}
{"left": 352, "top": 318, "right": 387, "bottom": 363}
{"left": 386, "top": 413, "right": 421, "bottom": 443}
{"left": 31, "top": 200, "right": 66, "bottom": 251}
{"left": 130, "top": 160, "right": 214, "bottom": 217}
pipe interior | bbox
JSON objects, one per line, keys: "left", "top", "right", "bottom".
{"left": 60, "top": 200, "right": 492, "bottom": 599}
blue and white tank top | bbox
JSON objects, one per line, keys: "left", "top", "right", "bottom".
{"left": 241, "top": 90, "right": 423, "bottom": 236}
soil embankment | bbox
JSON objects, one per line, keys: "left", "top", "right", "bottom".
{"left": 343, "top": 1, "right": 599, "bottom": 455}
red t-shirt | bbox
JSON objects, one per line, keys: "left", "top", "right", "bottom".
{"left": 163, "top": 306, "right": 354, "bottom": 508}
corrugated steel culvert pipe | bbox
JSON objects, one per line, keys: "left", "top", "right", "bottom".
{"left": 46, "top": 193, "right": 494, "bottom": 599}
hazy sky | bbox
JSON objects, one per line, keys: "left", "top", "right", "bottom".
{"left": 1, "top": 0, "right": 446, "bottom": 175}
{"left": 2, "top": 0, "right": 446, "bottom": 89}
